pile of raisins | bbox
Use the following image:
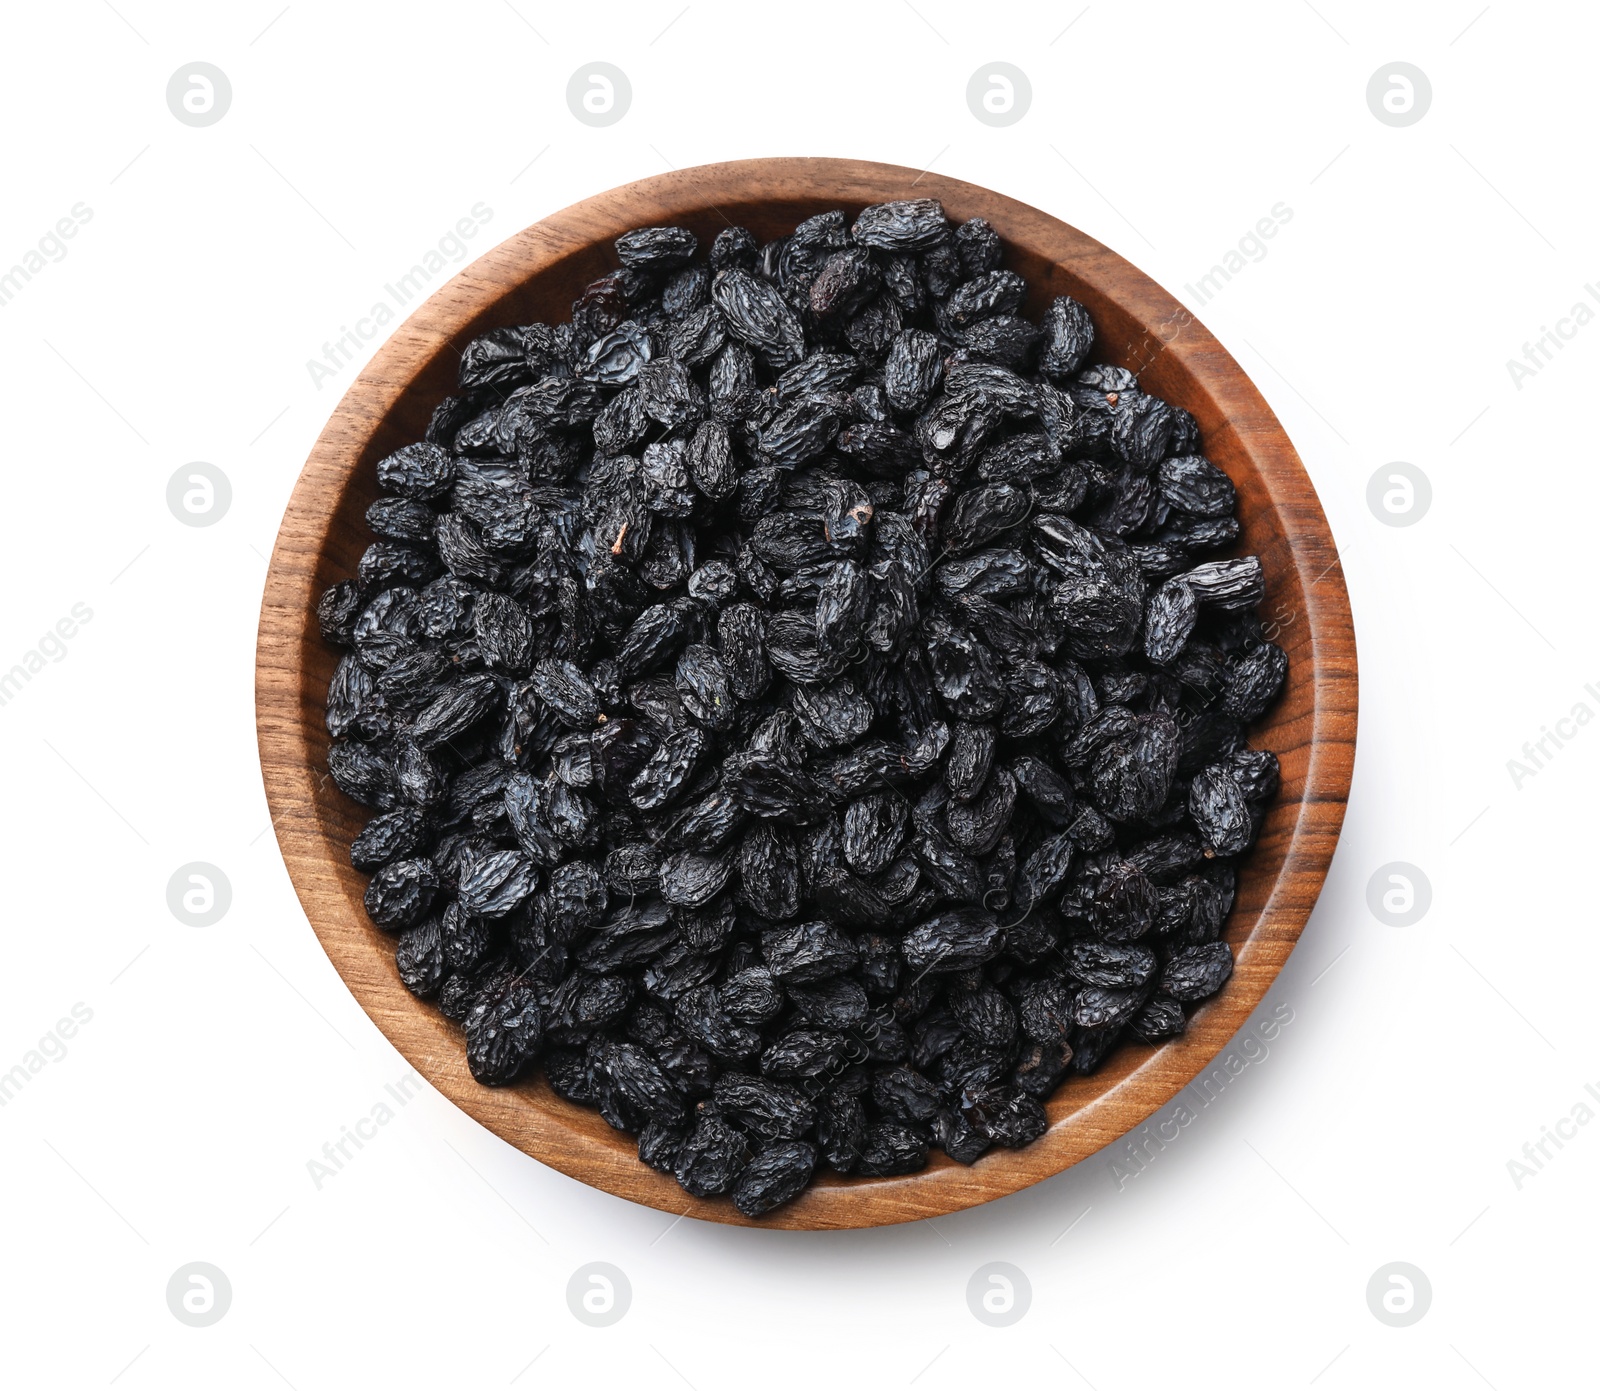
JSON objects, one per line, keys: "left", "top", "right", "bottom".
{"left": 317, "top": 199, "right": 1287, "bottom": 1217}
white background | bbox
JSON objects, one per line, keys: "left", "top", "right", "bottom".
{"left": 1, "top": 1, "right": 1593, "bottom": 1386}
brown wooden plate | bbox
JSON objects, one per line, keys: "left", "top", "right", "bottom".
{"left": 255, "top": 158, "right": 1357, "bottom": 1230}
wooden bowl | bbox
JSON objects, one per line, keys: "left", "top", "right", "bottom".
{"left": 256, "top": 158, "right": 1356, "bottom": 1229}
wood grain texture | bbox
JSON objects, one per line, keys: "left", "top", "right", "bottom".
{"left": 255, "top": 158, "right": 1357, "bottom": 1230}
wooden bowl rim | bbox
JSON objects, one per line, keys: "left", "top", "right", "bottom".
{"left": 255, "top": 157, "right": 1357, "bottom": 1230}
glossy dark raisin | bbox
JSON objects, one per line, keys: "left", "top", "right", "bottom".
{"left": 857, "top": 1120, "right": 930, "bottom": 1175}
{"left": 616, "top": 225, "right": 697, "bottom": 270}
{"left": 458, "top": 849, "right": 538, "bottom": 918}
{"left": 733, "top": 1140, "right": 816, "bottom": 1216}
{"left": 1162, "top": 942, "right": 1234, "bottom": 1001}
{"left": 463, "top": 972, "right": 542, "bottom": 1085}
{"left": 394, "top": 916, "right": 445, "bottom": 998}
{"left": 712, "top": 1072, "right": 815, "bottom": 1141}
{"left": 816, "top": 1087, "right": 868, "bottom": 1172}
{"left": 1189, "top": 763, "right": 1254, "bottom": 856}
{"left": 363, "top": 857, "right": 439, "bottom": 931}
{"left": 901, "top": 908, "right": 1005, "bottom": 973}
{"left": 1039, "top": 297, "right": 1095, "bottom": 380}
{"left": 674, "top": 1115, "right": 750, "bottom": 1197}
{"left": 1221, "top": 643, "right": 1289, "bottom": 721}
{"left": 761, "top": 920, "right": 859, "bottom": 983}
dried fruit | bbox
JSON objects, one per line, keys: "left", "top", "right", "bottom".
{"left": 320, "top": 201, "right": 1284, "bottom": 1216}
{"left": 733, "top": 1140, "right": 817, "bottom": 1216}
